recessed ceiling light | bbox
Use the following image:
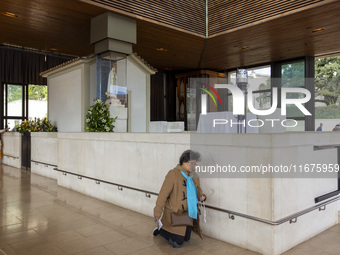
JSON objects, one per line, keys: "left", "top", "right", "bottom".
{"left": 312, "top": 28, "right": 324, "bottom": 33}
{"left": 156, "top": 48, "right": 168, "bottom": 52}
{"left": 240, "top": 46, "right": 249, "bottom": 50}
{"left": 1, "top": 12, "right": 19, "bottom": 18}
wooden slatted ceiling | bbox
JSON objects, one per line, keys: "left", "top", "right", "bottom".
{"left": 83, "top": 0, "right": 206, "bottom": 36}
{"left": 1, "top": 0, "right": 340, "bottom": 71}
{"left": 202, "top": 1, "right": 340, "bottom": 70}
{"left": 0, "top": 0, "right": 105, "bottom": 56}
{"left": 208, "top": 0, "right": 328, "bottom": 36}
{"left": 133, "top": 20, "right": 205, "bottom": 70}
{"left": 84, "top": 0, "right": 335, "bottom": 37}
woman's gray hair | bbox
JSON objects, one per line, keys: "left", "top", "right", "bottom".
{"left": 179, "top": 150, "right": 201, "bottom": 165}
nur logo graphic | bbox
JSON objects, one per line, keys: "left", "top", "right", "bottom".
{"left": 200, "top": 84, "right": 311, "bottom": 116}
{"left": 198, "top": 82, "right": 223, "bottom": 108}
{"left": 198, "top": 82, "right": 312, "bottom": 128}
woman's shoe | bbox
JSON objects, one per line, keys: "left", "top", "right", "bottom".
{"left": 153, "top": 228, "right": 160, "bottom": 236}
{"left": 169, "top": 238, "right": 183, "bottom": 248}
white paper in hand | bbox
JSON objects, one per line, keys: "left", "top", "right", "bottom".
{"left": 156, "top": 219, "right": 163, "bottom": 230}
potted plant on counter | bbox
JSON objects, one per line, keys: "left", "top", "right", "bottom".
{"left": 15, "top": 117, "right": 57, "bottom": 169}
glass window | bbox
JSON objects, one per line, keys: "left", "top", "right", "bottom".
{"left": 280, "top": 60, "right": 306, "bottom": 131}
{"left": 28, "top": 85, "right": 48, "bottom": 120}
{"left": 285, "top": 92, "right": 306, "bottom": 118}
{"left": 3, "top": 84, "right": 48, "bottom": 130}
{"left": 247, "top": 66, "right": 271, "bottom": 91}
{"left": 227, "top": 94, "right": 234, "bottom": 113}
{"left": 7, "top": 84, "right": 23, "bottom": 117}
{"left": 281, "top": 61, "right": 305, "bottom": 87}
{"left": 227, "top": 65, "right": 271, "bottom": 111}
{"left": 229, "top": 66, "right": 271, "bottom": 91}
{"left": 314, "top": 56, "right": 340, "bottom": 131}
{"left": 251, "top": 91, "right": 272, "bottom": 110}
{"left": 285, "top": 120, "right": 305, "bottom": 132}
{"left": 4, "top": 84, "right": 25, "bottom": 129}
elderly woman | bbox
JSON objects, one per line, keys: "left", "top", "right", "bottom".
{"left": 153, "top": 150, "right": 206, "bottom": 248}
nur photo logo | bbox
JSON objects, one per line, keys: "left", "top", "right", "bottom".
{"left": 197, "top": 79, "right": 312, "bottom": 129}
{"left": 201, "top": 84, "right": 311, "bottom": 116}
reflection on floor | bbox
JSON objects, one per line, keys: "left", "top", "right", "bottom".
{"left": 0, "top": 165, "right": 339, "bottom": 255}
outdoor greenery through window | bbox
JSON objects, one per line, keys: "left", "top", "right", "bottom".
{"left": 281, "top": 60, "right": 305, "bottom": 121}
{"left": 7, "top": 84, "right": 47, "bottom": 101}
{"left": 314, "top": 56, "right": 340, "bottom": 131}
{"left": 28, "top": 85, "right": 48, "bottom": 120}
{"left": 4, "top": 84, "right": 48, "bottom": 129}
{"left": 281, "top": 61, "right": 305, "bottom": 88}
{"left": 6, "top": 84, "right": 23, "bottom": 117}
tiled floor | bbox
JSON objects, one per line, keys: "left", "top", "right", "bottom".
{"left": 0, "top": 165, "right": 340, "bottom": 255}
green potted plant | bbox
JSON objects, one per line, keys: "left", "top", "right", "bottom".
{"left": 15, "top": 117, "right": 57, "bottom": 133}
{"left": 85, "top": 99, "right": 117, "bottom": 132}
{"left": 15, "top": 117, "right": 57, "bottom": 169}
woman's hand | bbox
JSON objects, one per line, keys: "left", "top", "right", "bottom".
{"left": 154, "top": 216, "right": 160, "bottom": 222}
{"left": 200, "top": 194, "right": 206, "bottom": 202}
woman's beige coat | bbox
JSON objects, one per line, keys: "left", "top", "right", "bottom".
{"left": 154, "top": 164, "right": 204, "bottom": 237}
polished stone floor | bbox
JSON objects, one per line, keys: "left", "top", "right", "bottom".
{"left": 0, "top": 165, "right": 340, "bottom": 255}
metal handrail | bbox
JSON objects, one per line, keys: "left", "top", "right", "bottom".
{"left": 313, "top": 144, "right": 340, "bottom": 203}
{"left": 2, "top": 154, "right": 19, "bottom": 159}
{"left": 314, "top": 144, "right": 340, "bottom": 150}
{"left": 205, "top": 196, "right": 340, "bottom": 225}
{"left": 31, "top": 160, "right": 57, "bottom": 168}
{"left": 53, "top": 168, "right": 158, "bottom": 196}
{"left": 53, "top": 167, "right": 340, "bottom": 226}
{"left": 274, "top": 196, "right": 340, "bottom": 225}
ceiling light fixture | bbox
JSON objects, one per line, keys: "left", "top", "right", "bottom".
{"left": 50, "top": 48, "right": 58, "bottom": 51}
{"left": 312, "top": 28, "right": 324, "bottom": 33}
{"left": 1, "top": 12, "right": 19, "bottom": 18}
{"left": 240, "top": 46, "right": 249, "bottom": 50}
{"left": 156, "top": 48, "right": 168, "bottom": 52}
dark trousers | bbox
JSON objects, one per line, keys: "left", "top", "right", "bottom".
{"left": 160, "top": 226, "right": 192, "bottom": 245}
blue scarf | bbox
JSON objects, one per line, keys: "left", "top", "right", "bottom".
{"left": 180, "top": 171, "right": 198, "bottom": 219}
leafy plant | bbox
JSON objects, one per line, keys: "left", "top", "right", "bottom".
{"left": 315, "top": 105, "right": 340, "bottom": 119}
{"left": 7, "top": 84, "right": 48, "bottom": 103}
{"left": 315, "top": 57, "right": 340, "bottom": 106}
{"left": 15, "top": 117, "right": 57, "bottom": 133}
{"left": 85, "top": 99, "right": 116, "bottom": 132}
{"left": 28, "top": 85, "right": 48, "bottom": 101}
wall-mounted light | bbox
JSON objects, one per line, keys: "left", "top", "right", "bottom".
{"left": 236, "top": 68, "right": 248, "bottom": 90}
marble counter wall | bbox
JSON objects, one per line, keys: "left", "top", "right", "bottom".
{"left": 2, "top": 132, "right": 21, "bottom": 169}
{"left": 26, "top": 132, "right": 340, "bottom": 255}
